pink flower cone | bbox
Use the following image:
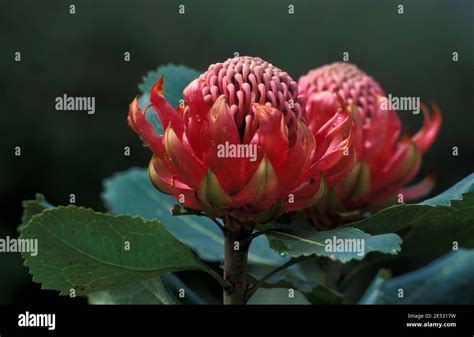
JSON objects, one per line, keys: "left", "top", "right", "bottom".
{"left": 299, "top": 62, "right": 441, "bottom": 222}
{"left": 128, "top": 57, "right": 356, "bottom": 226}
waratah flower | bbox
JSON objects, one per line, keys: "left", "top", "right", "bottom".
{"left": 128, "top": 56, "right": 355, "bottom": 226}
{"left": 298, "top": 62, "right": 441, "bottom": 220}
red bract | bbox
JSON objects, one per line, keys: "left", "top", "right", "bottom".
{"left": 128, "top": 57, "right": 355, "bottom": 225}
{"left": 299, "top": 62, "right": 441, "bottom": 217}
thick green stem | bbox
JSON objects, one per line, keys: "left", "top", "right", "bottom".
{"left": 223, "top": 223, "right": 252, "bottom": 304}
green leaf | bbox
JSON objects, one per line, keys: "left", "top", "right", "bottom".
{"left": 88, "top": 270, "right": 214, "bottom": 305}
{"left": 20, "top": 196, "right": 187, "bottom": 304}
{"left": 88, "top": 277, "right": 177, "bottom": 304}
{"left": 351, "top": 173, "right": 474, "bottom": 236}
{"left": 137, "top": 64, "right": 200, "bottom": 135}
{"left": 358, "top": 269, "right": 391, "bottom": 304}
{"left": 255, "top": 276, "right": 343, "bottom": 304}
{"left": 384, "top": 248, "right": 474, "bottom": 304}
{"left": 340, "top": 175, "right": 474, "bottom": 296}
{"left": 161, "top": 274, "right": 212, "bottom": 304}
{"left": 358, "top": 249, "right": 474, "bottom": 304}
{"left": 20, "top": 206, "right": 227, "bottom": 296}
{"left": 421, "top": 173, "right": 474, "bottom": 206}
{"left": 303, "top": 284, "right": 343, "bottom": 304}
{"left": 266, "top": 227, "right": 402, "bottom": 263}
{"left": 102, "top": 168, "right": 283, "bottom": 266}
{"left": 247, "top": 288, "right": 310, "bottom": 304}
{"left": 350, "top": 192, "right": 474, "bottom": 269}
{"left": 247, "top": 258, "right": 322, "bottom": 293}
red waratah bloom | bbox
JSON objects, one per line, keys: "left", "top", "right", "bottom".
{"left": 298, "top": 62, "right": 441, "bottom": 219}
{"left": 128, "top": 56, "right": 355, "bottom": 225}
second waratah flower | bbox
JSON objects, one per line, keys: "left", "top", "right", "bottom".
{"left": 128, "top": 56, "right": 355, "bottom": 225}
{"left": 299, "top": 62, "right": 441, "bottom": 222}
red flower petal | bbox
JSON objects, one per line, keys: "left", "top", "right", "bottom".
{"left": 323, "top": 145, "right": 357, "bottom": 187}
{"left": 148, "top": 155, "right": 193, "bottom": 195}
{"left": 232, "top": 156, "right": 279, "bottom": 209}
{"left": 127, "top": 96, "right": 162, "bottom": 154}
{"left": 284, "top": 175, "right": 326, "bottom": 212}
{"left": 197, "top": 169, "right": 235, "bottom": 212}
{"left": 183, "top": 79, "right": 211, "bottom": 159}
{"left": 361, "top": 96, "right": 399, "bottom": 161}
{"left": 305, "top": 91, "right": 338, "bottom": 134}
{"left": 313, "top": 104, "right": 352, "bottom": 161}
{"left": 163, "top": 126, "right": 206, "bottom": 189}
{"left": 372, "top": 137, "right": 421, "bottom": 195}
{"left": 150, "top": 76, "right": 185, "bottom": 138}
{"left": 412, "top": 103, "right": 442, "bottom": 154}
{"left": 205, "top": 96, "right": 247, "bottom": 194}
{"left": 253, "top": 104, "right": 289, "bottom": 169}
{"left": 277, "top": 120, "right": 315, "bottom": 192}
{"left": 399, "top": 173, "right": 435, "bottom": 202}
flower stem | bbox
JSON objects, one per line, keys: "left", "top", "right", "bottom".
{"left": 223, "top": 219, "right": 252, "bottom": 304}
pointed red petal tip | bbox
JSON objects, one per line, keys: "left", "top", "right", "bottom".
{"left": 128, "top": 95, "right": 152, "bottom": 134}
{"left": 253, "top": 103, "right": 289, "bottom": 169}
{"left": 150, "top": 75, "right": 165, "bottom": 98}
{"left": 127, "top": 95, "right": 140, "bottom": 133}
{"left": 253, "top": 103, "right": 275, "bottom": 118}
{"left": 412, "top": 103, "right": 442, "bottom": 154}
{"left": 209, "top": 95, "right": 228, "bottom": 120}
{"left": 400, "top": 172, "right": 436, "bottom": 201}
{"left": 333, "top": 89, "right": 348, "bottom": 109}
{"left": 150, "top": 75, "right": 185, "bottom": 137}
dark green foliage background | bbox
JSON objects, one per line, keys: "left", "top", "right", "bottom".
{"left": 0, "top": 0, "right": 472, "bottom": 303}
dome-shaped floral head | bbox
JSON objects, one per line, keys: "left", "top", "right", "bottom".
{"left": 129, "top": 57, "right": 355, "bottom": 227}
{"left": 299, "top": 62, "right": 441, "bottom": 225}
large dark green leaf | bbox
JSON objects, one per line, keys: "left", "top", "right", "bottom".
{"left": 384, "top": 249, "right": 474, "bottom": 304}
{"left": 266, "top": 227, "right": 402, "bottom": 263}
{"left": 247, "top": 288, "right": 310, "bottom": 304}
{"left": 254, "top": 277, "right": 342, "bottom": 304}
{"left": 358, "top": 269, "right": 391, "bottom": 304}
{"left": 20, "top": 206, "right": 227, "bottom": 296}
{"left": 351, "top": 173, "right": 474, "bottom": 236}
{"left": 20, "top": 195, "right": 183, "bottom": 304}
{"left": 303, "top": 284, "right": 343, "bottom": 304}
{"left": 88, "top": 277, "right": 177, "bottom": 304}
{"left": 341, "top": 176, "right": 474, "bottom": 301}
{"left": 358, "top": 249, "right": 474, "bottom": 304}
{"left": 350, "top": 193, "right": 474, "bottom": 269}
{"left": 247, "top": 257, "right": 322, "bottom": 293}
{"left": 88, "top": 274, "right": 212, "bottom": 305}
{"left": 161, "top": 274, "right": 214, "bottom": 304}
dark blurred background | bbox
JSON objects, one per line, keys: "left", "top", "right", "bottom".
{"left": 0, "top": 0, "right": 472, "bottom": 304}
